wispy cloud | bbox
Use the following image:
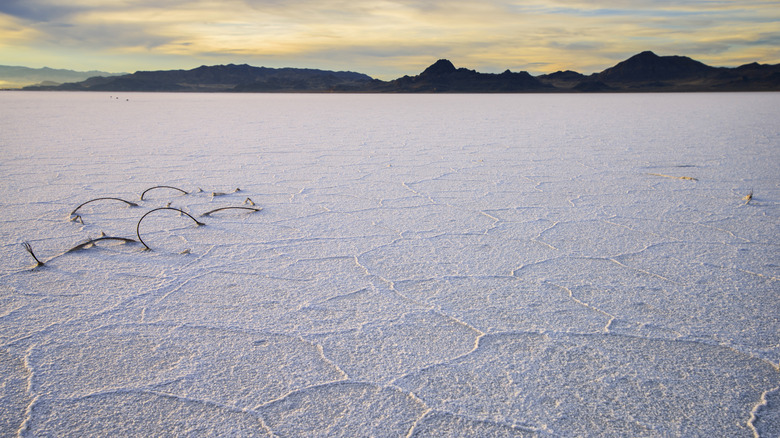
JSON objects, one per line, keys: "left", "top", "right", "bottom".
{"left": 1, "top": 0, "right": 778, "bottom": 78}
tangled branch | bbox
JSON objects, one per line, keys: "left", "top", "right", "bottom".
{"left": 200, "top": 206, "right": 262, "bottom": 217}
{"left": 70, "top": 197, "right": 138, "bottom": 217}
{"left": 22, "top": 242, "right": 45, "bottom": 267}
{"left": 67, "top": 236, "right": 138, "bottom": 252}
{"left": 140, "top": 185, "right": 188, "bottom": 201}
{"left": 136, "top": 207, "right": 205, "bottom": 250}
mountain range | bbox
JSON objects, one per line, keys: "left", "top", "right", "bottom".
{"left": 0, "top": 65, "right": 124, "bottom": 89}
{"left": 15, "top": 51, "right": 780, "bottom": 93}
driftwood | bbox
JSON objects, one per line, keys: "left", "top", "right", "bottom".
{"left": 22, "top": 242, "right": 45, "bottom": 267}
{"left": 70, "top": 197, "right": 138, "bottom": 217}
{"left": 211, "top": 188, "right": 241, "bottom": 197}
{"left": 140, "top": 185, "right": 188, "bottom": 200}
{"left": 648, "top": 173, "right": 698, "bottom": 181}
{"left": 67, "top": 236, "right": 137, "bottom": 252}
{"left": 25, "top": 184, "right": 263, "bottom": 265}
{"left": 742, "top": 190, "right": 753, "bottom": 205}
{"left": 136, "top": 207, "right": 205, "bottom": 250}
{"left": 200, "top": 206, "right": 262, "bottom": 217}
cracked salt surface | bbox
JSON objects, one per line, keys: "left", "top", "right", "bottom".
{"left": 1, "top": 92, "right": 778, "bottom": 436}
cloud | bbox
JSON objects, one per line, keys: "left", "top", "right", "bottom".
{"left": 1, "top": 0, "right": 778, "bottom": 77}
{"left": 0, "top": 0, "right": 78, "bottom": 22}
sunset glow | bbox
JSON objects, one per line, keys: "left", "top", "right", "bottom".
{"left": 1, "top": 0, "right": 779, "bottom": 78}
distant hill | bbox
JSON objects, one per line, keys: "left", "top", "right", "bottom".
{"left": 0, "top": 65, "right": 125, "bottom": 89}
{"left": 598, "top": 51, "right": 715, "bottom": 82}
{"left": 24, "top": 64, "right": 373, "bottom": 92}
{"left": 378, "top": 53, "right": 780, "bottom": 92}
{"left": 19, "top": 52, "right": 780, "bottom": 93}
{"left": 534, "top": 70, "right": 589, "bottom": 89}
{"left": 537, "top": 51, "right": 780, "bottom": 92}
{"left": 361, "top": 59, "right": 551, "bottom": 92}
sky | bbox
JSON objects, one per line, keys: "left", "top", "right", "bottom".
{"left": 1, "top": 0, "right": 779, "bottom": 79}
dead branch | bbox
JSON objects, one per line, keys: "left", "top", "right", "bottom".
{"left": 140, "top": 185, "right": 188, "bottom": 201}
{"left": 136, "top": 207, "right": 205, "bottom": 250}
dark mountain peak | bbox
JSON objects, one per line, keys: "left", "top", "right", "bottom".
{"left": 632, "top": 51, "right": 659, "bottom": 60}
{"left": 534, "top": 70, "right": 587, "bottom": 89}
{"left": 540, "top": 70, "right": 585, "bottom": 80}
{"left": 598, "top": 51, "right": 714, "bottom": 82}
{"left": 191, "top": 63, "right": 259, "bottom": 74}
{"left": 373, "top": 58, "right": 548, "bottom": 92}
{"left": 734, "top": 62, "right": 780, "bottom": 73}
{"left": 737, "top": 62, "right": 761, "bottom": 69}
{"left": 421, "top": 59, "right": 457, "bottom": 77}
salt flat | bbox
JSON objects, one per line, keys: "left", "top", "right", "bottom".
{"left": 0, "top": 91, "right": 778, "bottom": 437}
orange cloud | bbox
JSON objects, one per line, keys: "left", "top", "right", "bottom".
{"left": 1, "top": 0, "right": 778, "bottom": 78}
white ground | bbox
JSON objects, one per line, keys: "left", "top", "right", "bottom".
{"left": 0, "top": 91, "right": 778, "bottom": 437}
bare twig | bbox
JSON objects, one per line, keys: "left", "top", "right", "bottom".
{"left": 22, "top": 242, "right": 45, "bottom": 267}
{"left": 244, "top": 197, "right": 255, "bottom": 206}
{"left": 70, "top": 197, "right": 138, "bottom": 217}
{"left": 140, "top": 185, "right": 188, "bottom": 201}
{"left": 66, "top": 236, "right": 138, "bottom": 253}
{"left": 648, "top": 173, "right": 698, "bottom": 181}
{"left": 211, "top": 188, "right": 241, "bottom": 197}
{"left": 136, "top": 207, "right": 205, "bottom": 250}
{"left": 742, "top": 189, "right": 753, "bottom": 205}
{"left": 200, "top": 206, "right": 262, "bottom": 217}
